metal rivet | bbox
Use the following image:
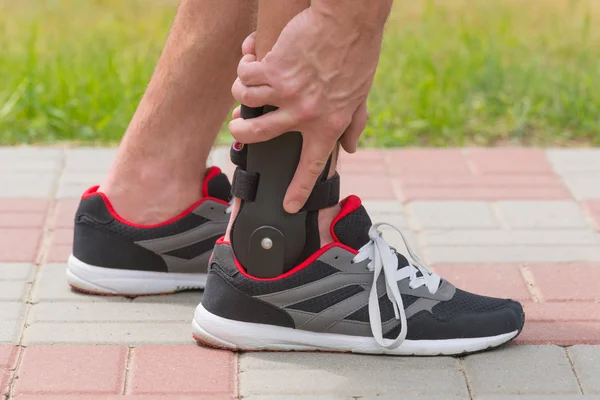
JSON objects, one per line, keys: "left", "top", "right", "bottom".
{"left": 261, "top": 237, "right": 273, "bottom": 250}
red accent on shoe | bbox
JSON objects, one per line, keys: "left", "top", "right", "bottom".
{"left": 330, "top": 195, "right": 362, "bottom": 243}
{"left": 202, "top": 166, "right": 223, "bottom": 198}
{"left": 214, "top": 238, "right": 358, "bottom": 282}
{"left": 79, "top": 167, "right": 229, "bottom": 229}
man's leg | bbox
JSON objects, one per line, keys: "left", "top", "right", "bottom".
{"left": 67, "top": 0, "right": 256, "bottom": 296}
{"left": 100, "top": 0, "right": 256, "bottom": 224}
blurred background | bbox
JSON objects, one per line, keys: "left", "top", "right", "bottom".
{"left": 0, "top": 0, "right": 598, "bottom": 147}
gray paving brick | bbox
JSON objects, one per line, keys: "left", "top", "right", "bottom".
{"left": 0, "top": 318, "right": 25, "bottom": 344}
{"left": 240, "top": 353, "right": 468, "bottom": 397}
{"left": 0, "top": 172, "right": 57, "bottom": 197}
{"left": 56, "top": 171, "right": 107, "bottom": 198}
{"left": 132, "top": 291, "right": 203, "bottom": 305}
{"left": 246, "top": 396, "right": 469, "bottom": 400}
{"left": 408, "top": 202, "right": 500, "bottom": 230}
{"left": 64, "top": 148, "right": 116, "bottom": 171}
{"left": 560, "top": 175, "right": 600, "bottom": 201}
{"left": 32, "top": 264, "right": 129, "bottom": 303}
{"left": 424, "top": 245, "right": 600, "bottom": 263}
{"left": 547, "top": 149, "right": 600, "bottom": 173}
{"left": 364, "top": 201, "right": 410, "bottom": 230}
{"left": 0, "top": 147, "right": 63, "bottom": 161}
{"left": 463, "top": 345, "right": 580, "bottom": 395}
{"left": 477, "top": 396, "right": 600, "bottom": 400}
{"left": 0, "top": 281, "right": 30, "bottom": 300}
{"left": 0, "top": 159, "right": 60, "bottom": 173}
{"left": 23, "top": 322, "right": 191, "bottom": 344}
{"left": 568, "top": 345, "right": 600, "bottom": 394}
{"left": 0, "top": 263, "right": 35, "bottom": 281}
{"left": 495, "top": 201, "right": 591, "bottom": 229}
{"left": 419, "top": 229, "right": 599, "bottom": 246}
{"left": 29, "top": 301, "right": 194, "bottom": 322}
{"left": 0, "top": 302, "right": 26, "bottom": 320}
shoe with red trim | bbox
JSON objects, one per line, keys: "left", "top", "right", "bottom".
{"left": 67, "top": 167, "right": 232, "bottom": 296}
{"left": 192, "top": 195, "right": 525, "bottom": 355}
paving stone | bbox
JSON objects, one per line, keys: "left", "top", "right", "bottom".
{"left": 568, "top": 345, "right": 600, "bottom": 394}
{"left": 64, "top": 148, "right": 116, "bottom": 171}
{"left": 0, "top": 264, "right": 35, "bottom": 281}
{"left": 50, "top": 199, "right": 79, "bottom": 229}
{"left": 29, "top": 302, "right": 195, "bottom": 322}
{"left": 0, "top": 147, "right": 62, "bottom": 160}
{"left": 547, "top": 149, "right": 600, "bottom": 174}
{"left": 583, "top": 201, "right": 600, "bottom": 231}
{"left": 131, "top": 291, "right": 203, "bottom": 305}
{"left": 0, "top": 212, "right": 46, "bottom": 228}
{"left": 14, "top": 345, "right": 127, "bottom": 395}
{"left": 0, "top": 345, "right": 18, "bottom": 396}
{"left": 420, "top": 229, "right": 599, "bottom": 246}
{"left": 560, "top": 175, "right": 600, "bottom": 200}
{"left": 127, "top": 346, "right": 235, "bottom": 395}
{"left": 384, "top": 149, "right": 471, "bottom": 176}
{"left": 56, "top": 172, "right": 106, "bottom": 198}
{"left": 432, "top": 264, "right": 531, "bottom": 301}
{"left": 463, "top": 345, "right": 580, "bottom": 395}
{"left": 0, "top": 199, "right": 48, "bottom": 213}
{"left": 0, "top": 281, "right": 30, "bottom": 301}
{"left": 0, "top": 229, "right": 42, "bottom": 262}
{"left": 245, "top": 397, "right": 469, "bottom": 400}
{"left": 424, "top": 246, "right": 600, "bottom": 264}
{"left": 523, "top": 302, "right": 600, "bottom": 322}
{"left": 340, "top": 173, "right": 395, "bottom": 199}
{"left": 46, "top": 228, "right": 73, "bottom": 262}
{"left": 0, "top": 319, "right": 24, "bottom": 344}
{"left": 0, "top": 302, "right": 26, "bottom": 321}
{"left": 240, "top": 353, "right": 468, "bottom": 397}
{"left": 0, "top": 172, "right": 57, "bottom": 198}
{"left": 495, "top": 201, "right": 591, "bottom": 229}
{"left": 515, "top": 322, "right": 600, "bottom": 345}
{"left": 23, "top": 322, "right": 192, "bottom": 345}
{"left": 476, "top": 396, "right": 600, "bottom": 400}
{"left": 408, "top": 201, "right": 499, "bottom": 230}
{"left": 338, "top": 149, "right": 387, "bottom": 174}
{"left": 466, "top": 149, "right": 554, "bottom": 175}
{"left": 529, "top": 264, "right": 600, "bottom": 301}
{"left": 13, "top": 396, "right": 227, "bottom": 400}
{"left": 31, "top": 263, "right": 130, "bottom": 303}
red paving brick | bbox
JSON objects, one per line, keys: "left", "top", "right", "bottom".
{"left": 338, "top": 149, "right": 387, "bottom": 174}
{"left": 0, "top": 200, "right": 48, "bottom": 229}
{"left": 582, "top": 200, "right": 600, "bottom": 231}
{"left": 50, "top": 199, "right": 79, "bottom": 229}
{"left": 46, "top": 228, "right": 73, "bottom": 263}
{"left": 0, "top": 229, "right": 42, "bottom": 262}
{"left": 523, "top": 302, "right": 600, "bottom": 322}
{"left": 465, "top": 148, "right": 554, "bottom": 175}
{"left": 515, "top": 322, "right": 600, "bottom": 345}
{"left": 432, "top": 264, "right": 531, "bottom": 301}
{"left": 14, "top": 346, "right": 127, "bottom": 395}
{"left": 384, "top": 149, "right": 471, "bottom": 176}
{"left": 529, "top": 264, "right": 600, "bottom": 302}
{"left": 341, "top": 173, "right": 395, "bottom": 199}
{"left": 1, "top": 346, "right": 18, "bottom": 398}
{"left": 0, "top": 200, "right": 48, "bottom": 213}
{"left": 127, "top": 346, "right": 235, "bottom": 396}
{"left": 15, "top": 396, "right": 229, "bottom": 400}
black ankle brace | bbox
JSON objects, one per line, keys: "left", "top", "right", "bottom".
{"left": 229, "top": 105, "right": 340, "bottom": 278}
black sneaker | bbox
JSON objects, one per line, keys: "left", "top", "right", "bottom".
{"left": 193, "top": 195, "right": 524, "bottom": 355}
{"left": 67, "top": 167, "right": 232, "bottom": 296}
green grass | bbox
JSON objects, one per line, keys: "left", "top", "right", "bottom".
{"left": 1, "top": 0, "right": 599, "bottom": 146}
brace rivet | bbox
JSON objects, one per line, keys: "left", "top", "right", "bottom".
{"left": 261, "top": 237, "right": 273, "bottom": 250}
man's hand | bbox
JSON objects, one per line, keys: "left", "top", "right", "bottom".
{"left": 229, "top": 3, "right": 391, "bottom": 214}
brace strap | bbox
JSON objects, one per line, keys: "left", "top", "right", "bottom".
{"left": 232, "top": 166, "right": 339, "bottom": 211}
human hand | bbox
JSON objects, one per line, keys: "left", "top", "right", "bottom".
{"left": 229, "top": 7, "right": 385, "bottom": 213}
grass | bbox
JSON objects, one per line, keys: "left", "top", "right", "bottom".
{"left": 1, "top": 0, "right": 599, "bottom": 146}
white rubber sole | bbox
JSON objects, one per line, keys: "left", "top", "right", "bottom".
{"left": 192, "top": 304, "right": 519, "bottom": 355}
{"left": 67, "top": 254, "right": 207, "bottom": 296}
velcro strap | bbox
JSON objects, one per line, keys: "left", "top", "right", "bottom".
{"left": 231, "top": 168, "right": 340, "bottom": 211}
{"left": 231, "top": 167, "right": 259, "bottom": 202}
{"left": 230, "top": 142, "right": 247, "bottom": 168}
{"left": 303, "top": 173, "right": 340, "bottom": 211}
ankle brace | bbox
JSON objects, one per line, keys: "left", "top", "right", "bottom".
{"left": 230, "top": 105, "right": 340, "bottom": 278}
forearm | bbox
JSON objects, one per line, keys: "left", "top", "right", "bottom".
{"left": 310, "top": 0, "right": 393, "bottom": 33}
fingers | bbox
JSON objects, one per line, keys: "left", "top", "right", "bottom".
{"left": 229, "top": 109, "right": 296, "bottom": 144}
{"left": 232, "top": 105, "right": 241, "bottom": 119}
{"left": 231, "top": 77, "right": 278, "bottom": 108}
{"left": 241, "top": 32, "right": 256, "bottom": 56}
{"left": 237, "top": 54, "right": 269, "bottom": 86}
{"left": 284, "top": 136, "right": 336, "bottom": 213}
{"left": 340, "top": 102, "right": 368, "bottom": 154}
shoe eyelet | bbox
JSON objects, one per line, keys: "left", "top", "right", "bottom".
{"left": 334, "top": 256, "right": 339, "bottom": 260}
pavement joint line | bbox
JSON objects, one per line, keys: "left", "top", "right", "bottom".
{"left": 122, "top": 346, "right": 134, "bottom": 395}
{"left": 18, "top": 149, "right": 66, "bottom": 347}
{"left": 234, "top": 353, "right": 240, "bottom": 399}
{"left": 457, "top": 357, "right": 474, "bottom": 400}
{"left": 565, "top": 346, "right": 585, "bottom": 394}
{"left": 519, "top": 265, "right": 543, "bottom": 303}
{"left": 4, "top": 345, "right": 25, "bottom": 400}
{"left": 489, "top": 202, "right": 509, "bottom": 230}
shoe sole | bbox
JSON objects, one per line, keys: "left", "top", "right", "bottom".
{"left": 67, "top": 254, "right": 207, "bottom": 296}
{"left": 192, "top": 304, "right": 520, "bottom": 356}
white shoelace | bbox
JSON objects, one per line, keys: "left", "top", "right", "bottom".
{"left": 352, "top": 223, "right": 441, "bottom": 350}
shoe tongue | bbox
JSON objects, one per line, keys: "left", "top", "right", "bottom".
{"left": 202, "top": 166, "right": 231, "bottom": 202}
{"left": 331, "top": 195, "right": 372, "bottom": 250}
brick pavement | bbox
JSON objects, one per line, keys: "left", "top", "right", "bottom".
{"left": 1, "top": 146, "right": 599, "bottom": 399}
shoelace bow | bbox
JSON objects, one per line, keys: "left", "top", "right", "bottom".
{"left": 352, "top": 222, "right": 441, "bottom": 350}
